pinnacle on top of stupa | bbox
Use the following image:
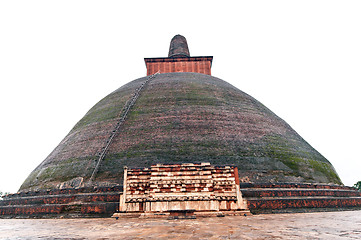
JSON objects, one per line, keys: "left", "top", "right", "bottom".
{"left": 168, "top": 34, "right": 190, "bottom": 58}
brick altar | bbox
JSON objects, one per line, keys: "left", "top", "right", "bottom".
{"left": 113, "top": 163, "right": 249, "bottom": 218}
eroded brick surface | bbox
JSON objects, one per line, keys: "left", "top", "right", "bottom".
{"left": 247, "top": 198, "right": 361, "bottom": 210}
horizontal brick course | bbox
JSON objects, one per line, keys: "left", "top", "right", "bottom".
{"left": 247, "top": 197, "right": 361, "bottom": 210}
{"left": 0, "top": 202, "right": 118, "bottom": 217}
{"left": 242, "top": 189, "right": 361, "bottom": 198}
{"left": 240, "top": 182, "right": 356, "bottom": 190}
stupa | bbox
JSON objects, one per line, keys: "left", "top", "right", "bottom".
{"left": 20, "top": 35, "right": 341, "bottom": 191}
{"left": 1, "top": 35, "right": 360, "bottom": 218}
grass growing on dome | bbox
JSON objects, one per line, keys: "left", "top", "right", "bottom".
{"left": 72, "top": 77, "right": 146, "bottom": 131}
{"left": 73, "top": 93, "right": 130, "bottom": 130}
{"left": 20, "top": 157, "right": 97, "bottom": 190}
{"left": 263, "top": 134, "right": 342, "bottom": 184}
{"left": 308, "top": 159, "right": 341, "bottom": 184}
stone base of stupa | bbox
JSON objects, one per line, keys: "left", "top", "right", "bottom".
{"left": 1, "top": 182, "right": 361, "bottom": 218}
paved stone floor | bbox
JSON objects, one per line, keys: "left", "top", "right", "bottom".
{"left": 0, "top": 210, "right": 360, "bottom": 239}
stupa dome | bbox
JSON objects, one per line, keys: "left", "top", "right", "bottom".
{"left": 20, "top": 36, "right": 341, "bottom": 191}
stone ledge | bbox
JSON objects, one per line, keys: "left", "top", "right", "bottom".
{"left": 0, "top": 202, "right": 119, "bottom": 218}
{"left": 112, "top": 210, "right": 251, "bottom": 219}
{"left": 247, "top": 197, "right": 361, "bottom": 212}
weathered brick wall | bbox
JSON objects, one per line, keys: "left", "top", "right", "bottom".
{"left": 240, "top": 183, "right": 355, "bottom": 190}
{"left": 0, "top": 186, "right": 122, "bottom": 218}
{"left": 242, "top": 189, "right": 361, "bottom": 198}
{"left": 247, "top": 198, "right": 361, "bottom": 210}
{"left": 127, "top": 168, "right": 150, "bottom": 196}
{"left": 0, "top": 193, "right": 120, "bottom": 207}
{"left": 6, "top": 186, "right": 123, "bottom": 199}
{"left": 0, "top": 205, "right": 64, "bottom": 216}
{"left": 80, "top": 202, "right": 118, "bottom": 215}
{"left": 125, "top": 163, "right": 238, "bottom": 200}
{"left": 120, "top": 163, "right": 244, "bottom": 213}
{"left": 148, "top": 163, "right": 214, "bottom": 195}
{"left": 241, "top": 182, "right": 361, "bottom": 213}
{"left": 212, "top": 166, "right": 237, "bottom": 195}
{"left": 0, "top": 202, "right": 119, "bottom": 217}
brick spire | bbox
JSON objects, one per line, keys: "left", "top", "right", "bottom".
{"left": 168, "top": 35, "right": 190, "bottom": 58}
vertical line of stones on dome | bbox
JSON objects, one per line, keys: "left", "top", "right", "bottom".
{"left": 88, "top": 71, "right": 160, "bottom": 183}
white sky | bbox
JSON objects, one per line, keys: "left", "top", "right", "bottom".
{"left": 0, "top": 1, "right": 360, "bottom": 193}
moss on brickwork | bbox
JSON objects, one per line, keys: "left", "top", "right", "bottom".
{"left": 20, "top": 157, "right": 97, "bottom": 190}
{"left": 20, "top": 72, "right": 342, "bottom": 191}
{"left": 262, "top": 135, "right": 341, "bottom": 184}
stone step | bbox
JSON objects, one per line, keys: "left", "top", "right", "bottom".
{"left": 112, "top": 210, "right": 251, "bottom": 219}
{"left": 0, "top": 202, "right": 119, "bottom": 218}
{"left": 0, "top": 192, "right": 121, "bottom": 206}
{"left": 4, "top": 186, "right": 123, "bottom": 199}
{"left": 246, "top": 196, "right": 361, "bottom": 212}
{"left": 246, "top": 196, "right": 361, "bottom": 200}
{"left": 239, "top": 183, "right": 355, "bottom": 190}
{"left": 241, "top": 188, "right": 361, "bottom": 198}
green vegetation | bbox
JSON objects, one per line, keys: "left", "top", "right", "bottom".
{"left": 308, "top": 159, "right": 341, "bottom": 184}
{"left": 20, "top": 157, "right": 96, "bottom": 190}
{"left": 0, "top": 190, "right": 10, "bottom": 200}
{"left": 264, "top": 135, "right": 342, "bottom": 184}
{"left": 73, "top": 95, "right": 128, "bottom": 130}
{"left": 354, "top": 181, "right": 361, "bottom": 191}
